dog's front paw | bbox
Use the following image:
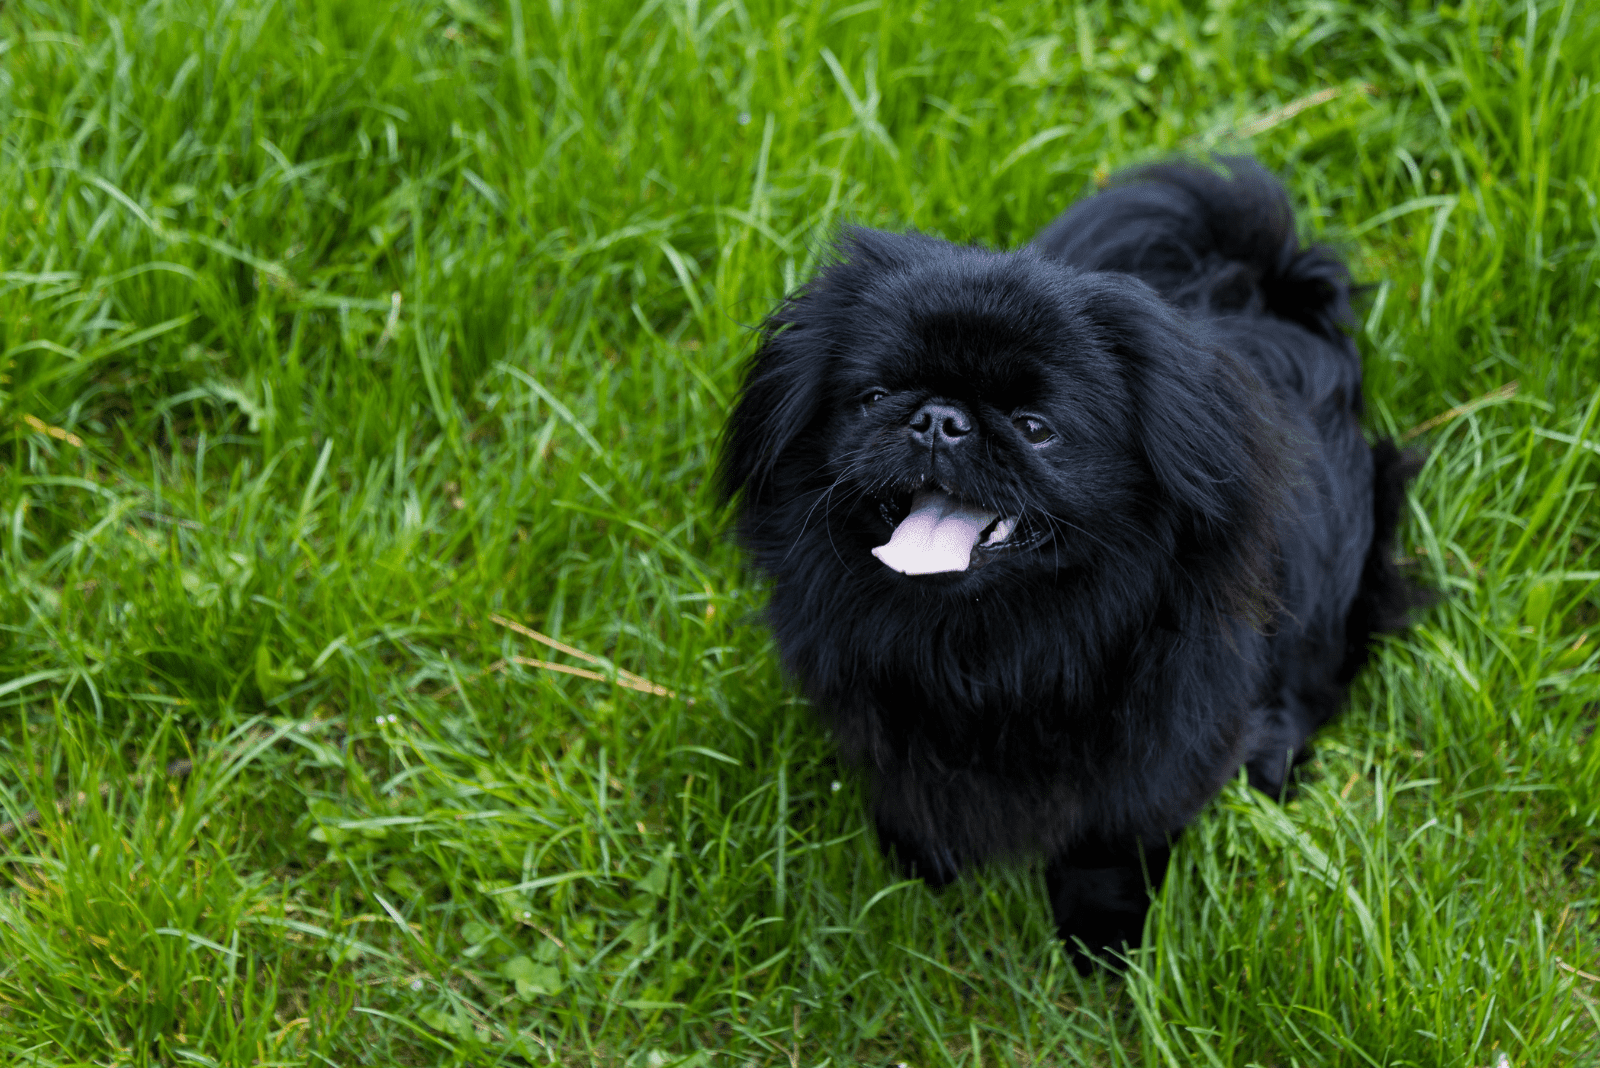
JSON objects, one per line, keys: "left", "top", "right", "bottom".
{"left": 1054, "top": 899, "right": 1149, "bottom": 975}
{"left": 873, "top": 817, "right": 962, "bottom": 889}
{"left": 1046, "top": 840, "right": 1174, "bottom": 973}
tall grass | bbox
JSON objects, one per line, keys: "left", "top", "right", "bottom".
{"left": 1, "top": 0, "right": 1597, "bottom": 1063}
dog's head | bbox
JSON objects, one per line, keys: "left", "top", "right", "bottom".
{"left": 722, "top": 228, "right": 1286, "bottom": 601}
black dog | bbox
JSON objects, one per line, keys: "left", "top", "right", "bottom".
{"left": 720, "top": 159, "right": 1414, "bottom": 970}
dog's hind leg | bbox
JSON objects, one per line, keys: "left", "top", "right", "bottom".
{"left": 1243, "top": 701, "right": 1316, "bottom": 800}
{"left": 1046, "top": 834, "right": 1176, "bottom": 973}
{"left": 1338, "top": 439, "right": 1425, "bottom": 684}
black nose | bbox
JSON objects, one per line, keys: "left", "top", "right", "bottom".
{"left": 907, "top": 401, "right": 973, "bottom": 447}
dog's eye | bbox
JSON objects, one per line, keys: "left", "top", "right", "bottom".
{"left": 1013, "top": 416, "right": 1054, "bottom": 445}
{"left": 861, "top": 388, "right": 888, "bottom": 407}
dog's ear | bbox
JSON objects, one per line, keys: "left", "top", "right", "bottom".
{"left": 1077, "top": 274, "right": 1288, "bottom": 525}
{"left": 718, "top": 306, "right": 828, "bottom": 504}
{"left": 1075, "top": 274, "right": 1290, "bottom": 624}
{"left": 720, "top": 228, "right": 932, "bottom": 504}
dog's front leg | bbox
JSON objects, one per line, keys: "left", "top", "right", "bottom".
{"left": 1045, "top": 834, "right": 1175, "bottom": 973}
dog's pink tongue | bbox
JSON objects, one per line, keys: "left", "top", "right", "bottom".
{"left": 871, "top": 490, "right": 998, "bottom": 575}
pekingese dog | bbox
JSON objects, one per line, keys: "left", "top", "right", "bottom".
{"left": 720, "top": 159, "right": 1415, "bottom": 970}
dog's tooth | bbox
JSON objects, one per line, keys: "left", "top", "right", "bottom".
{"left": 984, "top": 516, "right": 1018, "bottom": 546}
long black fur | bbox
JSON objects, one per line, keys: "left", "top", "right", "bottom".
{"left": 720, "top": 158, "right": 1416, "bottom": 971}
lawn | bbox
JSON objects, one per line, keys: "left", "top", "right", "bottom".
{"left": 2, "top": 0, "right": 1599, "bottom": 1063}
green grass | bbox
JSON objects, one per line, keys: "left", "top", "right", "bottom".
{"left": 1, "top": 0, "right": 1598, "bottom": 1063}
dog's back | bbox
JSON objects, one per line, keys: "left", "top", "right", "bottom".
{"left": 1034, "top": 159, "right": 1417, "bottom": 792}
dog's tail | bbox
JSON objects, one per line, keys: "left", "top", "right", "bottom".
{"left": 1031, "top": 158, "right": 1354, "bottom": 343}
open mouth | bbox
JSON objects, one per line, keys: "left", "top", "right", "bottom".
{"left": 871, "top": 486, "right": 1036, "bottom": 575}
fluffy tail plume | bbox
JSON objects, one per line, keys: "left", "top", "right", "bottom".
{"left": 1032, "top": 158, "right": 1355, "bottom": 343}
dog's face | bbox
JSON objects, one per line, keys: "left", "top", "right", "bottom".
{"left": 819, "top": 291, "right": 1147, "bottom": 577}
{"left": 724, "top": 227, "right": 1282, "bottom": 592}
